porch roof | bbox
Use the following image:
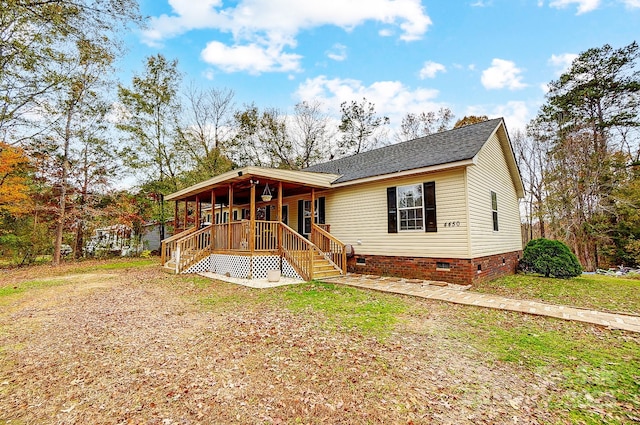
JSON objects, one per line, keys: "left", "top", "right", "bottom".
{"left": 165, "top": 166, "right": 340, "bottom": 202}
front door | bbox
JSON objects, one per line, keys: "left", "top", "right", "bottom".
{"left": 298, "top": 198, "right": 325, "bottom": 237}
{"left": 303, "top": 200, "right": 317, "bottom": 238}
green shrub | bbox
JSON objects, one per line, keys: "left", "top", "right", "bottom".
{"left": 520, "top": 238, "right": 582, "bottom": 278}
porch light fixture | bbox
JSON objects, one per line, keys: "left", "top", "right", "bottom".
{"left": 261, "top": 183, "right": 272, "bottom": 202}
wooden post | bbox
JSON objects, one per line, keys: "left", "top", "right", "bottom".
{"left": 310, "top": 188, "right": 315, "bottom": 279}
{"left": 228, "top": 184, "right": 233, "bottom": 250}
{"left": 210, "top": 190, "right": 215, "bottom": 253}
{"left": 311, "top": 188, "right": 316, "bottom": 236}
{"left": 195, "top": 194, "right": 201, "bottom": 228}
{"left": 277, "top": 182, "right": 283, "bottom": 253}
{"left": 174, "top": 201, "right": 178, "bottom": 235}
{"left": 249, "top": 183, "right": 256, "bottom": 252}
{"left": 183, "top": 200, "right": 188, "bottom": 231}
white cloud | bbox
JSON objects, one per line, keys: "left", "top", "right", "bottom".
{"left": 142, "top": 0, "right": 432, "bottom": 73}
{"left": 419, "top": 61, "right": 446, "bottom": 79}
{"left": 481, "top": 59, "right": 527, "bottom": 90}
{"left": 202, "top": 69, "right": 216, "bottom": 80}
{"left": 549, "top": 0, "right": 600, "bottom": 14}
{"left": 327, "top": 43, "right": 347, "bottom": 61}
{"left": 621, "top": 0, "right": 640, "bottom": 7}
{"left": 548, "top": 53, "right": 578, "bottom": 75}
{"left": 294, "top": 75, "right": 444, "bottom": 130}
{"left": 471, "top": 0, "right": 493, "bottom": 6}
{"left": 465, "top": 101, "right": 531, "bottom": 133}
{"left": 200, "top": 41, "right": 302, "bottom": 74}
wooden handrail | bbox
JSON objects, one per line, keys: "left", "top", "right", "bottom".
{"left": 174, "top": 225, "right": 213, "bottom": 273}
{"left": 161, "top": 226, "right": 199, "bottom": 264}
{"left": 162, "top": 221, "right": 344, "bottom": 279}
{"left": 311, "top": 223, "right": 347, "bottom": 275}
{"left": 280, "top": 222, "right": 314, "bottom": 281}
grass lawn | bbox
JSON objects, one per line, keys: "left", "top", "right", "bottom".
{"left": 0, "top": 259, "right": 638, "bottom": 424}
{"left": 474, "top": 272, "right": 640, "bottom": 315}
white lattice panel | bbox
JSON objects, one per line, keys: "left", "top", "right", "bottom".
{"left": 282, "top": 258, "right": 303, "bottom": 280}
{"left": 198, "top": 254, "right": 303, "bottom": 280}
{"left": 211, "top": 254, "right": 251, "bottom": 278}
{"left": 251, "top": 255, "right": 281, "bottom": 279}
{"left": 183, "top": 256, "right": 211, "bottom": 274}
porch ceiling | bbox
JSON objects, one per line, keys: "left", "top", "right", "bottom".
{"left": 165, "top": 166, "right": 340, "bottom": 203}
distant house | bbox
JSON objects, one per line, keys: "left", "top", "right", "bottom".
{"left": 161, "top": 118, "right": 524, "bottom": 285}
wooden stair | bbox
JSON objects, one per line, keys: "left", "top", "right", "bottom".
{"left": 162, "top": 247, "right": 208, "bottom": 274}
{"left": 312, "top": 252, "right": 342, "bottom": 279}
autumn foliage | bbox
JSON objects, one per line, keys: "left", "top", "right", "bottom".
{"left": 0, "top": 142, "right": 31, "bottom": 217}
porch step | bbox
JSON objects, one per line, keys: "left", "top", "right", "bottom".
{"left": 312, "top": 255, "right": 342, "bottom": 279}
{"left": 162, "top": 265, "right": 177, "bottom": 274}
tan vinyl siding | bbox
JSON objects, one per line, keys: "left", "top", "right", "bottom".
{"left": 467, "top": 133, "right": 523, "bottom": 257}
{"left": 325, "top": 170, "right": 470, "bottom": 258}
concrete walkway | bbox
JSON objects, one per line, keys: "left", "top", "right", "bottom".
{"left": 325, "top": 274, "right": 640, "bottom": 333}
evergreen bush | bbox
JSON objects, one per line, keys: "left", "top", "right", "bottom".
{"left": 520, "top": 238, "right": 582, "bottom": 278}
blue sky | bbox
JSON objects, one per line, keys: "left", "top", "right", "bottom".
{"left": 118, "top": 0, "right": 640, "bottom": 135}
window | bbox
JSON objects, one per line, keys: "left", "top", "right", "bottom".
{"left": 387, "top": 182, "right": 436, "bottom": 233}
{"left": 297, "top": 198, "right": 325, "bottom": 236}
{"left": 491, "top": 191, "right": 499, "bottom": 231}
{"left": 397, "top": 184, "right": 424, "bottom": 231}
{"left": 436, "top": 261, "right": 450, "bottom": 270}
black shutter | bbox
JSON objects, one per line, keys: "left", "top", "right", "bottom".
{"left": 387, "top": 187, "right": 397, "bottom": 233}
{"left": 424, "top": 182, "right": 437, "bottom": 232}
{"left": 317, "top": 197, "right": 325, "bottom": 224}
{"left": 266, "top": 205, "right": 271, "bottom": 221}
{"left": 297, "top": 200, "right": 304, "bottom": 235}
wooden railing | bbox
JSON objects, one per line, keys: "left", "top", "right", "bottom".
{"left": 229, "top": 221, "right": 249, "bottom": 250}
{"left": 213, "top": 223, "right": 229, "bottom": 250}
{"left": 161, "top": 226, "right": 198, "bottom": 265}
{"left": 317, "top": 223, "right": 331, "bottom": 233}
{"left": 255, "top": 220, "right": 278, "bottom": 251}
{"left": 174, "top": 225, "right": 213, "bottom": 273}
{"left": 280, "top": 223, "right": 314, "bottom": 281}
{"left": 162, "top": 221, "right": 343, "bottom": 279}
{"left": 310, "top": 223, "right": 347, "bottom": 274}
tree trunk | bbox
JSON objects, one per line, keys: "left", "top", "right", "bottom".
{"left": 53, "top": 106, "right": 74, "bottom": 266}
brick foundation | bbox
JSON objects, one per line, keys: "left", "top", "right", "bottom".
{"left": 347, "top": 250, "right": 522, "bottom": 286}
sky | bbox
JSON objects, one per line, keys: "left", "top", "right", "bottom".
{"left": 117, "top": 0, "right": 640, "bottom": 136}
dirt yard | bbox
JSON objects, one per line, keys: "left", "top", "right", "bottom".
{"left": 0, "top": 262, "right": 636, "bottom": 424}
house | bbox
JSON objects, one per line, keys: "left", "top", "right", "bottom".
{"left": 161, "top": 118, "right": 524, "bottom": 285}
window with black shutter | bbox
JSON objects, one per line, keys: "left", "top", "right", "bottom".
{"left": 424, "top": 182, "right": 437, "bottom": 232}
{"left": 387, "top": 187, "right": 397, "bottom": 233}
{"left": 387, "top": 182, "right": 437, "bottom": 233}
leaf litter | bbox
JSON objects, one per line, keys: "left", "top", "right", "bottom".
{"left": 0, "top": 265, "right": 585, "bottom": 424}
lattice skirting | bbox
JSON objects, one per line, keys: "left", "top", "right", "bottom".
{"left": 183, "top": 256, "right": 211, "bottom": 274}
{"left": 183, "top": 254, "right": 302, "bottom": 280}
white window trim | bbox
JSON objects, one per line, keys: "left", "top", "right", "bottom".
{"left": 491, "top": 190, "right": 499, "bottom": 232}
{"left": 397, "top": 184, "right": 424, "bottom": 232}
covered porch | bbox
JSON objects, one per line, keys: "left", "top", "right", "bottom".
{"left": 160, "top": 166, "right": 346, "bottom": 281}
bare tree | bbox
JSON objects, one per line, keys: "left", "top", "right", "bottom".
{"left": 337, "top": 98, "right": 389, "bottom": 157}
{"left": 396, "top": 107, "right": 454, "bottom": 141}
{"left": 290, "top": 100, "right": 333, "bottom": 168}
{"left": 177, "top": 85, "right": 236, "bottom": 182}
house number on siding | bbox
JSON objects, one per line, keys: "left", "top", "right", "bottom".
{"left": 444, "top": 221, "right": 461, "bottom": 227}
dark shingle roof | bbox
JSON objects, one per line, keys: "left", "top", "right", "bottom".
{"left": 303, "top": 118, "right": 504, "bottom": 184}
